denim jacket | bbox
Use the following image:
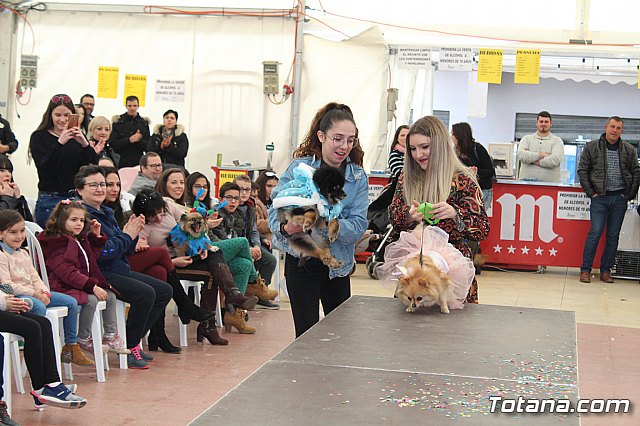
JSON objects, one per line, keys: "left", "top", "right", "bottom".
{"left": 268, "top": 156, "right": 368, "bottom": 278}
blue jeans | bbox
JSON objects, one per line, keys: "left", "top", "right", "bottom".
{"left": 580, "top": 194, "right": 628, "bottom": 273}
{"left": 35, "top": 192, "right": 66, "bottom": 228}
{"left": 19, "top": 292, "right": 79, "bottom": 344}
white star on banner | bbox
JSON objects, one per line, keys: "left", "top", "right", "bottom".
{"left": 549, "top": 247, "right": 558, "bottom": 256}
{"left": 535, "top": 247, "right": 544, "bottom": 255}
{"left": 507, "top": 245, "right": 516, "bottom": 254}
{"left": 521, "top": 246, "right": 530, "bottom": 255}
{"left": 493, "top": 244, "right": 502, "bottom": 253}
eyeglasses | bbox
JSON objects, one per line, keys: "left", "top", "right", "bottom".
{"left": 194, "top": 184, "right": 209, "bottom": 191}
{"left": 51, "top": 95, "right": 72, "bottom": 105}
{"left": 323, "top": 132, "right": 359, "bottom": 147}
{"left": 223, "top": 195, "right": 241, "bottom": 202}
{"left": 106, "top": 182, "right": 121, "bottom": 188}
{"left": 238, "top": 187, "right": 251, "bottom": 193}
{"left": 145, "top": 163, "right": 163, "bottom": 169}
{"left": 85, "top": 182, "right": 106, "bottom": 190}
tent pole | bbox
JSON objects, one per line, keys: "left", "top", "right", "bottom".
{"left": 289, "top": 0, "right": 305, "bottom": 157}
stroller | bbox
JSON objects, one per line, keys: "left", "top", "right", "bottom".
{"left": 362, "top": 177, "right": 400, "bottom": 279}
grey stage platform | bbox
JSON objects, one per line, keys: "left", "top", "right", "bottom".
{"left": 193, "top": 296, "right": 578, "bottom": 425}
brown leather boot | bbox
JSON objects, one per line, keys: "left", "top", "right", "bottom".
{"left": 196, "top": 320, "right": 229, "bottom": 345}
{"left": 579, "top": 271, "right": 591, "bottom": 283}
{"left": 599, "top": 271, "right": 614, "bottom": 283}
{"left": 208, "top": 261, "right": 258, "bottom": 310}
{"left": 246, "top": 277, "right": 278, "bottom": 301}
{"left": 223, "top": 309, "right": 256, "bottom": 334}
{"left": 62, "top": 343, "right": 95, "bottom": 366}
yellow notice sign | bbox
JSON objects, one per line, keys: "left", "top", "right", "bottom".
{"left": 477, "top": 49, "right": 503, "bottom": 84}
{"left": 515, "top": 49, "right": 540, "bottom": 84}
{"left": 124, "top": 74, "right": 147, "bottom": 107}
{"left": 97, "top": 66, "right": 118, "bottom": 99}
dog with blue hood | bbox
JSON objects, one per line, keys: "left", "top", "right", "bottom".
{"left": 272, "top": 163, "right": 346, "bottom": 268}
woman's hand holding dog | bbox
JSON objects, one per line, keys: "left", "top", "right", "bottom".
{"left": 172, "top": 256, "right": 193, "bottom": 267}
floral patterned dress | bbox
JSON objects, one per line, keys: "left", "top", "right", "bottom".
{"left": 388, "top": 172, "right": 489, "bottom": 303}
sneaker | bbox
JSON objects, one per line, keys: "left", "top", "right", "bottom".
{"left": 32, "top": 384, "right": 78, "bottom": 410}
{"left": 34, "top": 383, "right": 87, "bottom": 409}
{"left": 102, "top": 334, "right": 130, "bottom": 354}
{"left": 0, "top": 400, "right": 19, "bottom": 425}
{"left": 127, "top": 345, "right": 149, "bottom": 369}
{"left": 138, "top": 347, "right": 154, "bottom": 362}
{"left": 78, "top": 336, "right": 108, "bottom": 355}
{"left": 256, "top": 299, "right": 280, "bottom": 310}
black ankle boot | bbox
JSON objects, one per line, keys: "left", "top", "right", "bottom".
{"left": 149, "top": 315, "right": 181, "bottom": 353}
{"left": 168, "top": 271, "right": 215, "bottom": 324}
{"left": 178, "top": 305, "right": 215, "bottom": 325}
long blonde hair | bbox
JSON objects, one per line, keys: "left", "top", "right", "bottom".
{"left": 403, "top": 116, "right": 478, "bottom": 204}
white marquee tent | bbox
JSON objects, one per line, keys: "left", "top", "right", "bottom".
{"left": 1, "top": 0, "right": 639, "bottom": 198}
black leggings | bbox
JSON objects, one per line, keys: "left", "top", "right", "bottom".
{"left": 0, "top": 311, "right": 60, "bottom": 390}
{"left": 284, "top": 254, "right": 351, "bottom": 338}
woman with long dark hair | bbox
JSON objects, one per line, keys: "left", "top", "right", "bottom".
{"left": 268, "top": 102, "right": 369, "bottom": 337}
{"left": 451, "top": 122, "right": 495, "bottom": 207}
{"left": 388, "top": 124, "right": 409, "bottom": 179}
{"left": 29, "top": 94, "right": 103, "bottom": 226}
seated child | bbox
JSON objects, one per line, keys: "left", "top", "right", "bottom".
{"left": 0, "top": 210, "right": 94, "bottom": 366}
{"left": 38, "top": 200, "right": 128, "bottom": 355}
{"left": 0, "top": 291, "right": 88, "bottom": 411}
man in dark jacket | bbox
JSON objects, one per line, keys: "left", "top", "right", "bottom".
{"left": 109, "top": 96, "right": 151, "bottom": 168}
{"left": 577, "top": 116, "right": 640, "bottom": 284}
{"left": 0, "top": 114, "right": 18, "bottom": 155}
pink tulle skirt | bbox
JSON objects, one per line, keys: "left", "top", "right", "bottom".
{"left": 378, "top": 226, "right": 475, "bottom": 309}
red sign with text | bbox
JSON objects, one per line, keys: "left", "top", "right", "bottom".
{"left": 480, "top": 182, "right": 604, "bottom": 268}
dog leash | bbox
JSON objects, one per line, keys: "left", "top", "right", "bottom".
{"left": 418, "top": 220, "right": 426, "bottom": 269}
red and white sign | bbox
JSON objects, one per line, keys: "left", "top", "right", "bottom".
{"left": 480, "top": 182, "right": 604, "bottom": 268}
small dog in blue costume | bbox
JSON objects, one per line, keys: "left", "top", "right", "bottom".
{"left": 273, "top": 164, "right": 346, "bottom": 268}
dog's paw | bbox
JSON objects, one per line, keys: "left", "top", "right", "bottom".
{"left": 440, "top": 305, "right": 450, "bottom": 314}
{"left": 208, "top": 246, "right": 220, "bottom": 253}
{"left": 405, "top": 306, "right": 415, "bottom": 313}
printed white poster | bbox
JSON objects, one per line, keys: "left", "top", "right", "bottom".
{"left": 155, "top": 79, "right": 186, "bottom": 102}
{"left": 556, "top": 191, "right": 590, "bottom": 220}
{"left": 397, "top": 47, "right": 432, "bottom": 69}
{"left": 439, "top": 47, "right": 473, "bottom": 71}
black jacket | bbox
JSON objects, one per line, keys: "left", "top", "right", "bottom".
{"left": 147, "top": 124, "right": 189, "bottom": 168}
{"left": 0, "top": 115, "right": 18, "bottom": 154}
{"left": 460, "top": 142, "right": 496, "bottom": 190}
{"left": 109, "top": 113, "right": 151, "bottom": 168}
{"left": 578, "top": 134, "right": 640, "bottom": 200}
{"left": 29, "top": 130, "right": 99, "bottom": 193}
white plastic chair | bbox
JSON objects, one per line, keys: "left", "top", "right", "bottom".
{"left": 177, "top": 280, "right": 222, "bottom": 347}
{"left": 1, "top": 332, "right": 15, "bottom": 413}
{"left": 272, "top": 249, "right": 288, "bottom": 302}
{"left": 63, "top": 301, "right": 108, "bottom": 383}
{"left": 23, "top": 222, "right": 68, "bottom": 379}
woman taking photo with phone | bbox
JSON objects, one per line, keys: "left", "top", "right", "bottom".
{"left": 29, "top": 94, "right": 104, "bottom": 227}
{"left": 268, "top": 102, "right": 368, "bottom": 338}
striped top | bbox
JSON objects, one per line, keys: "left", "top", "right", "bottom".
{"left": 388, "top": 150, "right": 404, "bottom": 179}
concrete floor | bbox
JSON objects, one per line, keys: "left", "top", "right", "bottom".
{"left": 6, "top": 264, "right": 640, "bottom": 425}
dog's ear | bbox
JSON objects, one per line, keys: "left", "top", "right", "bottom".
{"left": 180, "top": 214, "right": 187, "bottom": 222}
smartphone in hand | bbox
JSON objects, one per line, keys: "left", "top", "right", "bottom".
{"left": 67, "top": 114, "right": 79, "bottom": 129}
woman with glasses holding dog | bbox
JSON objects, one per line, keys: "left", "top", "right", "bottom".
{"left": 29, "top": 94, "right": 105, "bottom": 227}
{"left": 388, "top": 116, "right": 490, "bottom": 304}
{"left": 268, "top": 102, "right": 368, "bottom": 338}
